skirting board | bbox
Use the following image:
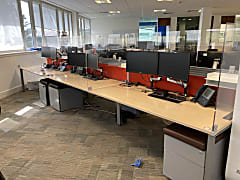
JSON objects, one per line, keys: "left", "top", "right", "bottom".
{"left": 0, "top": 85, "right": 24, "bottom": 100}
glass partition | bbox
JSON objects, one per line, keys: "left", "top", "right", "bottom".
{"left": 213, "top": 23, "right": 240, "bottom": 133}
{"left": 45, "top": 27, "right": 237, "bottom": 135}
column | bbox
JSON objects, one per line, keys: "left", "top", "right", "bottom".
{"left": 211, "top": 15, "right": 221, "bottom": 49}
{"left": 235, "top": 15, "right": 240, "bottom": 24}
{"left": 168, "top": 17, "right": 177, "bottom": 51}
{"left": 197, "top": 7, "right": 212, "bottom": 51}
{"left": 213, "top": 15, "right": 221, "bottom": 29}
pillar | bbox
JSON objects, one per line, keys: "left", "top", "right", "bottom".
{"left": 213, "top": 15, "right": 221, "bottom": 29}
{"left": 168, "top": 17, "right": 177, "bottom": 51}
{"left": 197, "top": 7, "right": 212, "bottom": 51}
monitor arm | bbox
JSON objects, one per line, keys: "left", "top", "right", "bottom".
{"left": 150, "top": 76, "right": 162, "bottom": 89}
{"left": 167, "top": 78, "right": 188, "bottom": 96}
{"left": 97, "top": 68, "right": 104, "bottom": 79}
{"left": 57, "top": 50, "right": 63, "bottom": 57}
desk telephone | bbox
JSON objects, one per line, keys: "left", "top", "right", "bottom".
{"left": 191, "top": 85, "right": 216, "bottom": 107}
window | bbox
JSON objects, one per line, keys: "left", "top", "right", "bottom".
{"left": 64, "top": 12, "right": 69, "bottom": 34}
{"left": 78, "top": 17, "right": 84, "bottom": 47}
{"left": 58, "top": 10, "right": 63, "bottom": 34}
{"left": 78, "top": 16, "right": 92, "bottom": 46}
{"left": 1, "top": 0, "right": 83, "bottom": 51}
{"left": 20, "top": 0, "right": 34, "bottom": 49}
{"left": 84, "top": 19, "right": 91, "bottom": 44}
{"left": 0, "top": 0, "right": 24, "bottom": 51}
{"left": 69, "top": 13, "right": 73, "bottom": 38}
{"left": 42, "top": 5, "right": 58, "bottom": 47}
{"left": 33, "top": 2, "right": 42, "bottom": 47}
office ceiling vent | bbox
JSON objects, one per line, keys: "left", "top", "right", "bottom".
{"left": 99, "top": 11, "right": 109, "bottom": 14}
{"left": 163, "top": 12, "right": 173, "bottom": 15}
{"left": 187, "top": 9, "right": 199, "bottom": 13}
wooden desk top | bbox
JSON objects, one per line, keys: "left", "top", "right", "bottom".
{"left": 21, "top": 66, "right": 64, "bottom": 77}
{"left": 49, "top": 72, "right": 122, "bottom": 91}
{"left": 21, "top": 66, "right": 232, "bottom": 136}
{"left": 89, "top": 85, "right": 231, "bottom": 136}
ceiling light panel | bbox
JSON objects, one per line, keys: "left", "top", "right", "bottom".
{"left": 157, "top": 0, "right": 173, "bottom": 2}
{"left": 108, "top": 10, "right": 120, "bottom": 14}
{"left": 154, "top": 9, "right": 167, "bottom": 13}
{"left": 95, "top": 0, "right": 112, "bottom": 4}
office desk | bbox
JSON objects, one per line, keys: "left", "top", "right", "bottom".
{"left": 19, "top": 66, "right": 231, "bottom": 136}
{"left": 19, "top": 66, "right": 232, "bottom": 180}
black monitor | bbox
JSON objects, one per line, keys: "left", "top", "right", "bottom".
{"left": 197, "top": 51, "right": 222, "bottom": 68}
{"left": 158, "top": 52, "right": 191, "bottom": 82}
{"left": 41, "top": 47, "right": 57, "bottom": 59}
{"left": 68, "top": 53, "right": 86, "bottom": 67}
{"left": 137, "top": 41, "right": 154, "bottom": 49}
{"left": 87, "top": 54, "right": 99, "bottom": 70}
{"left": 127, "top": 51, "right": 159, "bottom": 75}
{"left": 67, "top": 46, "right": 78, "bottom": 54}
{"left": 85, "top": 44, "right": 93, "bottom": 50}
{"left": 173, "top": 50, "right": 197, "bottom": 66}
{"left": 197, "top": 51, "right": 211, "bottom": 68}
{"left": 137, "top": 41, "right": 147, "bottom": 49}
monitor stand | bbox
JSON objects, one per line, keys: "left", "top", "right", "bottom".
{"left": 148, "top": 90, "right": 186, "bottom": 103}
{"left": 83, "top": 73, "right": 103, "bottom": 81}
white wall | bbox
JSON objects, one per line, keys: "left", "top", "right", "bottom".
{"left": 91, "top": 16, "right": 139, "bottom": 34}
{"left": 0, "top": 52, "right": 44, "bottom": 99}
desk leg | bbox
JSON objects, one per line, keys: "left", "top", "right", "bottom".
{"left": 116, "top": 103, "right": 122, "bottom": 126}
{"left": 204, "top": 135, "right": 215, "bottom": 180}
{"left": 20, "top": 68, "right": 25, "bottom": 92}
{"left": 204, "top": 133, "right": 229, "bottom": 180}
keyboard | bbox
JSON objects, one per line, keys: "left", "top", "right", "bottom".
{"left": 83, "top": 75, "right": 103, "bottom": 81}
{"left": 148, "top": 92, "right": 186, "bottom": 103}
{"left": 83, "top": 76, "right": 97, "bottom": 81}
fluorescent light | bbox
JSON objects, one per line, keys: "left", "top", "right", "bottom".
{"left": 108, "top": 10, "right": 120, "bottom": 14}
{"left": 157, "top": 0, "right": 173, "bottom": 2}
{"left": 154, "top": 9, "right": 167, "bottom": 13}
{"left": 95, "top": 0, "right": 112, "bottom": 4}
{"left": 188, "top": 18, "right": 192, "bottom": 21}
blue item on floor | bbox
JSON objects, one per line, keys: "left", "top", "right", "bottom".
{"left": 131, "top": 158, "right": 142, "bottom": 168}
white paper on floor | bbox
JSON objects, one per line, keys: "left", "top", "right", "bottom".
{"left": 0, "top": 118, "right": 19, "bottom": 132}
{"left": 15, "top": 106, "right": 33, "bottom": 116}
{"left": 33, "top": 100, "right": 45, "bottom": 108}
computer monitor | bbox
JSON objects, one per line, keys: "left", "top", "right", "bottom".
{"left": 197, "top": 51, "right": 222, "bottom": 68}
{"left": 41, "top": 47, "right": 57, "bottom": 59}
{"left": 137, "top": 41, "right": 155, "bottom": 50}
{"left": 85, "top": 44, "right": 93, "bottom": 50}
{"left": 67, "top": 46, "right": 78, "bottom": 54}
{"left": 68, "top": 53, "right": 86, "bottom": 67}
{"left": 197, "top": 51, "right": 211, "bottom": 68}
{"left": 127, "top": 51, "right": 159, "bottom": 75}
{"left": 158, "top": 52, "right": 191, "bottom": 82}
{"left": 87, "top": 54, "right": 99, "bottom": 70}
{"left": 173, "top": 51, "right": 197, "bottom": 66}
{"left": 137, "top": 41, "right": 147, "bottom": 49}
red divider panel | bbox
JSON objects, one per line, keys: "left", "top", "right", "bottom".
{"left": 47, "top": 59, "right": 206, "bottom": 96}
{"left": 99, "top": 63, "right": 127, "bottom": 81}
